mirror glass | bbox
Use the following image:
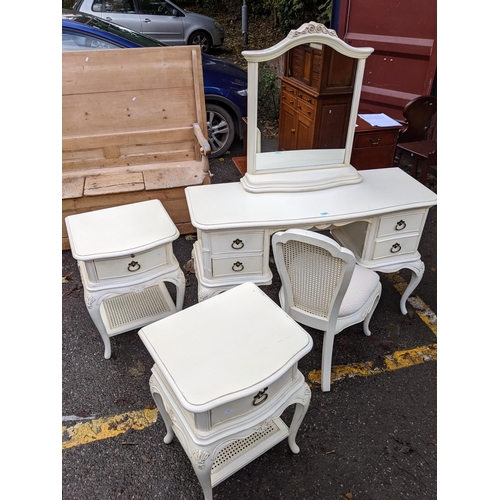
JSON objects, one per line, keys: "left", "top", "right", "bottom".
{"left": 254, "top": 41, "right": 357, "bottom": 173}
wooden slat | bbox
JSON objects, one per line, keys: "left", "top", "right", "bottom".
{"left": 143, "top": 161, "right": 205, "bottom": 190}
{"left": 62, "top": 46, "right": 198, "bottom": 95}
{"left": 63, "top": 88, "right": 196, "bottom": 137}
{"left": 62, "top": 148, "right": 196, "bottom": 173}
{"left": 62, "top": 127, "right": 195, "bottom": 151}
{"left": 62, "top": 177, "right": 85, "bottom": 200}
{"left": 84, "top": 172, "right": 145, "bottom": 196}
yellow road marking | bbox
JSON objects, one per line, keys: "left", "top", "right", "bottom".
{"left": 386, "top": 272, "right": 437, "bottom": 336}
{"left": 308, "top": 344, "right": 437, "bottom": 386}
{"left": 62, "top": 408, "right": 158, "bottom": 450}
{"left": 308, "top": 272, "right": 437, "bottom": 387}
{"left": 62, "top": 273, "right": 436, "bottom": 450}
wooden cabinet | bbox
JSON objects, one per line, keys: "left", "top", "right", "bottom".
{"left": 278, "top": 44, "right": 356, "bottom": 151}
{"left": 351, "top": 116, "right": 400, "bottom": 170}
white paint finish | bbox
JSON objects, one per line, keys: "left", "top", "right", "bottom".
{"left": 65, "top": 199, "right": 179, "bottom": 260}
{"left": 186, "top": 168, "right": 436, "bottom": 231}
{"left": 139, "top": 282, "right": 313, "bottom": 412}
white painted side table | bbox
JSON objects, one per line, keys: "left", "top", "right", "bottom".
{"left": 65, "top": 200, "right": 185, "bottom": 359}
{"left": 139, "top": 282, "right": 313, "bottom": 500}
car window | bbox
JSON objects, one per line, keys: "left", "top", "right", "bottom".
{"left": 62, "top": 30, "right": 122, "bottom": 51}
{"left": 92, "top": 0, "right": 136, "bottom": 13}
{"left": 141, "top": 1, "right": 177, "bottom": 16}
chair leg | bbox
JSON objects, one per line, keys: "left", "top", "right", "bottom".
{"left": 409, "top": 156, "right": 418, "bottom": 178}
{"left": 363, "top": 283, "right": 382, "bottom": 337}
{"left": 419, "top": 157, "right": 430, "bottom": 185}
{"left": 320, "top": 328, "right": 336, "bottom": 392}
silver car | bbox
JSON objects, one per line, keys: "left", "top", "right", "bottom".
{"left": 73, "top": 0, "right": 224, "bottom": 53}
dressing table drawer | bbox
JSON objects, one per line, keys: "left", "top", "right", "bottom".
{"left": 210, "top": 231, "right": 265, "bottom": 255}
{"left": 372, "top": 235, "right": 420, "bottom": 260}
{"left": 212, "top": 255, "right": 265, "bottom": 278}
{"left": 93, "top": 245, "right": 168, "bottom": 280}
{"left": 377, "top": 211, "right": 426, "bottom": 238}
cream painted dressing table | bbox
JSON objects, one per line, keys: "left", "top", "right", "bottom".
{"left": 186, "top": 22, "right": 437, "bottom": 313}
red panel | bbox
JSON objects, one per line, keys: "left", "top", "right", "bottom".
{"left": 337, "top": 0, "right": 437, "bottom": 120}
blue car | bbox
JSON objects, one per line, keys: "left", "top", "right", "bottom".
{"left": 62, "top": 9, "right": 247, "bottom": 157}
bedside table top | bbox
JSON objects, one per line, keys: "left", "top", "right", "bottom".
{"left": 65, "top": 200, "right": 179, "bottom": 260}
{"left": 139, "top": 282, "right": 313, "bottom": 413}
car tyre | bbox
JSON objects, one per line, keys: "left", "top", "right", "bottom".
{"left": 206, "top": 103, "right": 235, "bottom": 158}
{"left": 188, "top": 30, "right": 212, "bottom": 53}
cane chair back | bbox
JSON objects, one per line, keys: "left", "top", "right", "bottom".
{"left": 272, "top": 229, "right": 381, "bottom": 391}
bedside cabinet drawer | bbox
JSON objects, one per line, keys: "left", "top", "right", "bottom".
{"left": 94, "top": 245, "right": 168, "bottom": 280}
{"left": 210, "top": 366, "right": 295, "bottom": 427}
{"left": 377, "top": 211, "right": 426, "bottom": 237}
{"left": 212, "top": 255, "right": 265, "bottom": 278}
{"left": 372, "top": 235, "right": 420, "bottom": 260}
{"left": 210, "top": 231, "right": 265, "bottom": 255}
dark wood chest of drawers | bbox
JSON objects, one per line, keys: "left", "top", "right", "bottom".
{"left": 278, "top": 43, "right": 356, "bottom": 151}
{"left": 351, "top": 117, "right": 401, "bottom": 170}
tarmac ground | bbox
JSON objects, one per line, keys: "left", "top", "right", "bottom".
{"left": 62, "top": 138, "right": 437, "bottom": 499}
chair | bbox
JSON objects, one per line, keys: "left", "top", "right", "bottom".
{"left": 271, "top": 229, "right": 382, "bottom": 392}
{"left": 395, "top": 95, "right": 437, "bottom": 184}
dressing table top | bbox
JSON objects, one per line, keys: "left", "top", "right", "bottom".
{"left": 186, "top": 168, "right": 437, "bottom": 231}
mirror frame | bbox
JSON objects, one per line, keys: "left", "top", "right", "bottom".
{"left": 240, "top": 21, "right": 373, "bottom": 193}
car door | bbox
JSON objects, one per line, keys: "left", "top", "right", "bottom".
{"left": 137, "top": 0, "right": 185, "bottom": 44}
{"left": 99, "top": 0, "right": 143, "bottom": 34}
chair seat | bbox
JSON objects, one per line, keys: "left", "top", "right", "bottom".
{"left": 339, "top": 265, "right": 380, "bottom": 317}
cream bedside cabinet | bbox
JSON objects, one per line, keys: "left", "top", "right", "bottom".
{"left": 65, "top": 200, "right": 185, "bottom": 359}
{"left": 139, "top": 282, "right": 313, "bottom": 500}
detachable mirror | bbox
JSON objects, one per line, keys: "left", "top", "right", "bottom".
{"left": 240, "top": 22, "right": 373, "bottom": 193}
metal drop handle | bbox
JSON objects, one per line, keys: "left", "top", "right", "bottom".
{"left": 395, "top": 220, "right": 407, "bottom": 231}
{"left": 232, "top": 261, "right": 244, "bottom": 272}
{"left": 128, "top": 260, "right": 141, "bottom": 272}
{"left": 370, "top": 137, "right": 382, "bottom": 145}
{"left": 391, "top": 243, "right": 402, "bottom": 253}
{"left": 252, "top": 387, "right": 269, "bottom": 406}
{"left": 231, "top": 238, "right": 244, "bottom": 250}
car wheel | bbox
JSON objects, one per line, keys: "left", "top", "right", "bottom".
{"left": 206, "top": 103, "right": 235, "bottom": 158}
{"left": 188, "top": 30, "right": 212, "bottom": 53}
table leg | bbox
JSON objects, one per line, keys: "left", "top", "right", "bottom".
{"left": 84, "top": 289, "right": 112, "bottom": 359}
{"left": 287, "top": 382, "right": 311, "bottom": 454}
{"left": 165, "top": 267, "right": 186, "bottom": 311}
{"left": 190, "top": 449, "right": 214, "bottom": 500}
{"left": 399, "top": 261, "right": 425, "bottom": 315}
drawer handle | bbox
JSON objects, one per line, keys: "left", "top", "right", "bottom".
{"left": 395, "top": 220, "right": 407, "bottom": 231}
{"left": 231, "top": 238, "right": 244, "bottom": 250}
{"left": 232, "top": 261, "right": 244, "bottom": 272}
{"left": 370, "top": 137, "right": 382, "bottom": 145}
{"left": 252, "top": 387, "right": 269, "bottom": 406}
{"left": 391, "top": 243, "right": 402, "bottom": 253}
{"left": 128, "top": 260, "right": 141, "bottom": 272}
